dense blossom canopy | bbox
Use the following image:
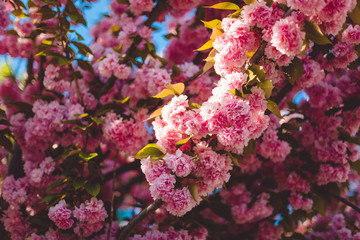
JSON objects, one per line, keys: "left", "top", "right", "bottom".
{"left": 0, "top": 0, "right": 360, "bottom": 239}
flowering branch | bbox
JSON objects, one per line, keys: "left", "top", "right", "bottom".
{"left": 97, "top": 0, "right": 166, "bottom": 98}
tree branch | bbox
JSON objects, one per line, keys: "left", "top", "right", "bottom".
{"left": 26, "top": 56, "right": 34, "bottom": 86}
{"left": 249, "top": 41, "right": 267, "bottom": 66}
{"left": 118, "top": 199, "right": 164, "bottom": 240}
{"left": 184, "top": 68, "right": 203, "bottom": 85}
{"left": 37, "top": 56, "right": 46, "bottom": 91}
{"left": 6, "top": 142, "right": 24, "bottom": 179}
{"left": 103, "top": 160, "right": 140, "bottom": 182}
{"left": 273, "top": 81, "right": 292, "bottom": 105}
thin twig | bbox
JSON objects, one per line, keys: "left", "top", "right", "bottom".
{"left": 107, "top": 150, "right": 119, "bottom": 240}
{"left": 184, "top": 68, "right": 203, "bottom": 85}
{"left": 118, "top": 199, "right": 164, "bottom": 240}
{"left": 330, "top": 193, "right": 360, "bottom": 213}
{"left": 317, "top": 187, "right": 360, "bottom": 213}
{"left": 74, "top": 77, "right": 84, "bottom": 105}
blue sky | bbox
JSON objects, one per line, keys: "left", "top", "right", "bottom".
{"left": 0, "top": 0, "right": 169, "bottom": 78}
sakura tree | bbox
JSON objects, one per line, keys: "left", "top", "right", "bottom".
{"left": 0, "top": 0, "right": 360, "bottom": 239}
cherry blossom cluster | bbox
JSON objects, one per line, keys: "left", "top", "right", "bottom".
{"left": 0, "top": 0, "right": 360, "bottom": 239}
{"left": 130, "top": 225, "right": 208, "bottom": 240}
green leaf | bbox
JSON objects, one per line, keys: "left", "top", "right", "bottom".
{"left": 202, "top": 60, "right": 215, "bottom": 74}
{"left": 58, "top": 57, "right": 72, "bottom": 66}
{"left": 211, "top": 28, "right": 223, "bottom": 42}
{"left": 135, "top": 143, "right": 164, "bottom": 159}
{"left": 90, "top": 116, "right": 105, "bottom": 125}
{"left": 313, "top": 195, "right": 326, "bottom": 215}
{"left": 201, "top": 19, "right": 222, "bottom": 29}
{"left": 76, "top": 32, "right": 84, "bottom": 41}
{"left": 11, "top": 9, "right": 27, "bottom": 17}
{"left": 0, "top": 63, "right": 12, "bottom": 81}
{"left": 79, "top": 152, "right": 98, "bottom": 161}
{"left": 249, "top": 64, "right": 266, "bottom": 82}
{"left": 9, "top": 101, "right": 33, "bottom": 117}
{"left": 59, "top": 119, "right": 81, "bottom": 125}
{"left": 37, "top": 5, "right": 57, "bottom": 21}
{"left": 189, "top": 103, "right": 202, "bottom": 109}
{"left": 282, "top": 57, "right": 304, "bottom": 85}
{"left": 112, "top": 45, "right": 123, "bottom": 53}
{"left": 73, "top": 178, "right": 87, "bottom": 190}
{"left": 205, "top": 2, "right": 240, "bottom": 10}
{"left": 228, "top": 152, "right": 248, "bottom": 167}
{"left": 188, "top": 183, "right": 198, "bottom": 202}
{"left": 243, "top": 139, "right": 256, "bottom": 158}
{"left": 61, "top": 149, "right": 82, "bottom": 159}
{"left": 267, "top": 100, "right": 282, "bottom": 118}
{"left": 338, "top": 127, "right": 360, "bottom": 145}
{"left": 175, "top": 136, "right": 192, "bottom": 148}
{"left": 73, "top": 113, "right": 88, "bottom": 118}
{"left": 145, "top": 40, "right": 155, "bottom": 52}
{"left": 0, "top": 109, "right": 6, "bottom": 118}
{"left": 228, "top": 152, "right": 240, "bottom": 167}
{"left": 258, "top": 79, "right": 274, "bottom": 99}
{"left": 349, "top": 2, "right": 360, "bottom": 25}
{"left": 65, "top": 0, "right": 87, "bottom": 26}
{"left": 46, "top": 178, "right": 69, "bottom": 192}
{"left": 0, "top": 132, "right": 13, "bottom": 152}
{"left": 165, "top": 83, "right": 185, "bottom": 95}
{"left": 28, "top": 0, "right": 38, "bottom": 8}
{"left": 113, "top": 96, "right": 130, "bottom": 104}
{"left": 13, "top": 0, "right": 27, "bottom": 9}
{"left": 146, "top": 108, "right": 163, "bottom": 121}
{"left": 39, "top": 193, "right": 62, "bottom": 203}
{"left": 196, "top": 40, "right": 214, "bottom": 51}
{"left": 304, "top": 20, "right": 332, "bottom": 45}
{"left": 85, "top": 183, "right": 101, "bottom": 197}
{"left": 152, "top": 89, "right": 174, "bottom": 98}
{"left": 230, "top": 88, "right": 242, "bottom": 97}
{"left": 351, "top": 160, "right": 360, "bottom": 176}
{"left": 41, "top": 0, "right": 61, "bottom": 6}
{"left": 243, "top": 0, "right": 255, "bottom": 4}
{"left": 153, "top": 83, "right": 185, "bottom": 98}
{"left": 77, "top": 59, "right": 95, "bottom": 75}
{"left": 98, "top": 103, "right": 125, "bottom": 116}
{"left": 72, "top": 41, "right": 93, "bottom": 56}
